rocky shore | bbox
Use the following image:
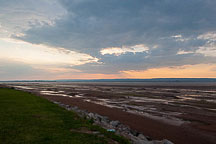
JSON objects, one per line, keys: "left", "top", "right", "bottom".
{"left": 53, "top": 100, "right": 173, "bottom": 144}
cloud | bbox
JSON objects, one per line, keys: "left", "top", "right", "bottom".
{"left": 197, "top": 32, "right": 216, "bottom": 42}
{"left": 14, "top": 0, "right": 216, "bottom": 54}
{"left": 170, "top": 34, "right": 193, "bottom": 42}
{"left": 195, "top": 32, "right": 216, "bottom": 57}
{"left": 171, "top": 35, "right": 182, "bottom": 38}
{"left": 196, "top": 43, "right": 216, "bottom": 57}
{"left": 100, "top": 44, "right": 149, "bottom": 56}
{"left": 0, "top": 0, "right": 66, "bottom": 37}
{"left": 0, "top": 38, "right": 98, "bottom": 66}
{"left": 0, "top": 38, "right": 99, "bottom": 80}
{"left": 1, "top": 0, "right": 216, "bottom": 78}
{"left": 177, "top": 50, "right": 194, "bottom": 55}
{"left": 0, "top": 59, "right": 124, "bottom": 80}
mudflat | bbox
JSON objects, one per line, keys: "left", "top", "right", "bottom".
{"left": 3, "top": 82, "right": 216, "bottom": 144}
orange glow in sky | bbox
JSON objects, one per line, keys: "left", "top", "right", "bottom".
{"left": 121, "top": 64, "right": 216, "bottom": 79}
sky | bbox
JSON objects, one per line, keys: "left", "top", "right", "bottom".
{"left": 0, "top": 0, "right": 216, "bottom": 80}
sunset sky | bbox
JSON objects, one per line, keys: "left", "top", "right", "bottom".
{"left": 0, "top": 0, "right": 216, "bottom": 80}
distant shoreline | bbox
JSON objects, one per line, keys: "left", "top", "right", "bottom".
{"left": 1, "top": 78, "right": 216, "bottom": 83}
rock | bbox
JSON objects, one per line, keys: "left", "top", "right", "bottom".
{"left": 88, "top": 112, "right": 94, "bottom": 119}
{"left": 138, "top": 134, "right": 148, "bottom": 141}
{"left": 102, "top": 116, "right": 109, "bottom": 120}
{"left": 123, "top": 126, "right": 130, "bottom": 132}
{"left": 137, "top": 140, "right": 153, "bottom": 144}
{"left": 65, "top": 104, "right": 70, "bottom": 108}
{"left": 130, "top": 129, "right": 139, "bottom": 136}
{"left": 73, "top": 106, "right": 78, "bottom": 110}
{"left": 145, "top": 136, "right": 152, "bottom": 141}
{"left": 161, "top": 139, "right": 174, "bottom": 144}
{"left": 76, "top": 109, "right": 81, "bottom": 113}
{"left": 110, "top": 120, "right": 120, "bottom": 127}
{"left": 151, "top": 139, "right": 174, "bottom": 144}
{"left": 95, "top": 114, "right": 103, "bottom": 120}
{"left": 101, "top": 117, "right": 110, "bottom": 125}
{"left": 129, "top": 133, "right": 150, "bottom": 144}
{"left": 131, "top": 137, "right": 153, "bottom": 144}
{"left": 66, "top": 107, "right": 72, "bottom": 110}
{"left": 53, "top": 101, "right": 60, "bottom": 104}
{"left": 152, "top": 140, "right": 161, "bottom": 144}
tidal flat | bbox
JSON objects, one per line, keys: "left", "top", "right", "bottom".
{"left": 2, "top": 82, "right": 216, "bottom": 144}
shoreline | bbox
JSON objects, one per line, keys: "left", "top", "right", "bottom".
{"left": 41, "top": 94, "right": 215, "bottom": 144}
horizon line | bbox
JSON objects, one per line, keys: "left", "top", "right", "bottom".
{"left": 1, "top": 78, "right": 216, "bottom": 82}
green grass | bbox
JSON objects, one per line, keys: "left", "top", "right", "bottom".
{"left": 0, "top": 88, "right": 130, "bottom": 144}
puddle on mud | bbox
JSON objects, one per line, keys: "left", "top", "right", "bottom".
{"left": 14, "top": 86, "right": 34, "bottom": 90}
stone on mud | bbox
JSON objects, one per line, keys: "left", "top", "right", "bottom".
{"left": 161, "top": 139, "right": 174, "bottom": 144}
{"left": 110, "top": 120, "right": 120, "bottom": 127}
{"left": 137, "top": 134, "right": 148, "bottom": 141}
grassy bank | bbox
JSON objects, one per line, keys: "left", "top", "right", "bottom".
{"left": 0, "top": 88, "right": 129, "bottom": 144}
